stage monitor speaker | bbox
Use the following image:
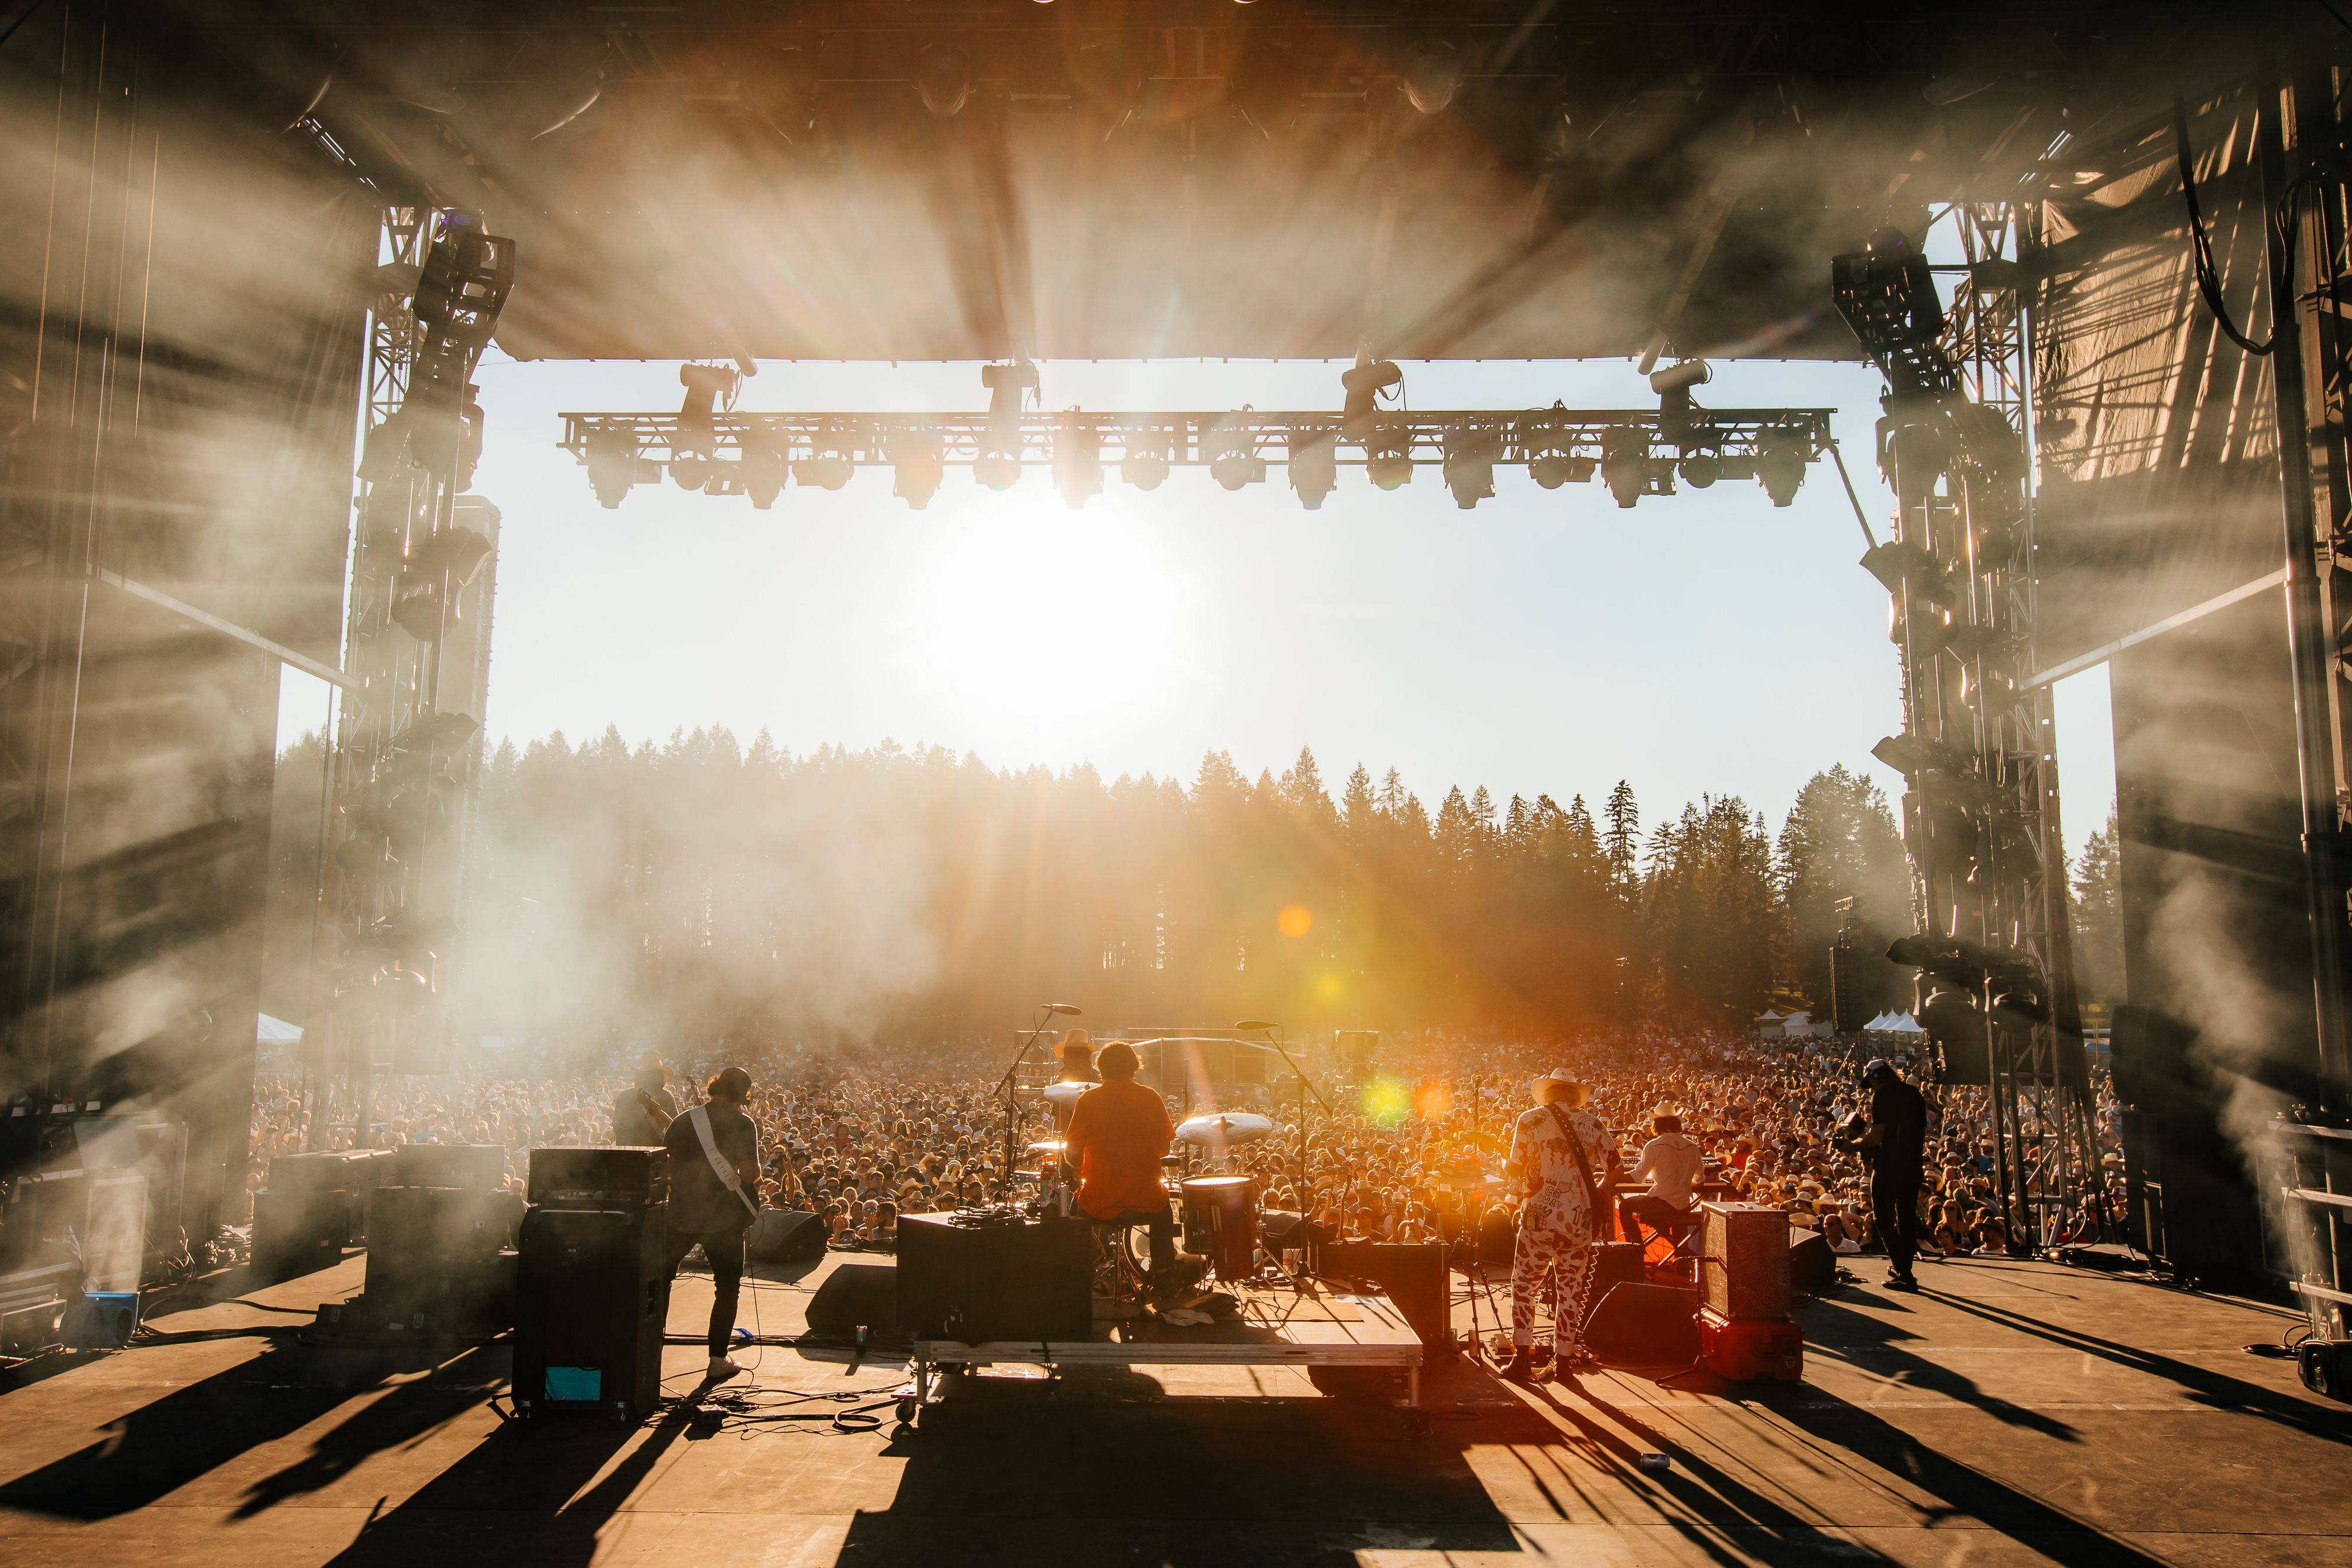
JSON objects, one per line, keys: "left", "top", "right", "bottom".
{"left": 1586, "top": 1282, "right": 1700, "bottom": 1367}
{"left": 81, "top": 1172, "right": 146, "bottom": 1293}
{"left": 1789, "top": 1229, "right": 1835, "bottom": 1297}
{"left": 1261, "top": 1211, "right": 1324, "bottom": 1252}
{"left": 747, "top": 1208, "right": 828, "bottom": 1265}
{"left": 513, "top": 1203, "right": 670, "bottom": 1420}
{"left": 529, "top": 1146, "right": 667, "bottom": 1209}
{"left": 896, "top": 1211, "right": 1090, "bottom": 1343}
{"left": 390, "top": 1144, "right": 507, "bottom": 1192}
{"left": 1701, "top": 1203, "right": 1792, "bottom": 1322}
{"left": 806, "top": 1262, "right": 900, "bottom": 1338}
{"left": 1312, "top": 1240, "right": 1449, "bottom": 1353}
{"left": 1584, "top": 1241, "right": 1646, "bottom": 1325}
{"left": 250, "top": 1186, "right": 350, "bottom": 1280}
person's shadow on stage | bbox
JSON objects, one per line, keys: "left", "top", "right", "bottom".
{"left": 321, "top": 1379, "right": 704, "bottom": 1566}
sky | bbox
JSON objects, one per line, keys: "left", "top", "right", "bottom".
{"left": 280, "top": 355, "right": 2119, "bottom": 858}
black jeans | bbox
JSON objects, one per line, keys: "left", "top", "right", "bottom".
{"left": 1873, "top": 1167, "right": 1922, "bottom": 1279}
{"left": 664, "top": 1221, "right": 748, "bottom": 1357}
{"left": 1617, "top": 1193, "right": 1695, "bottom": 1243}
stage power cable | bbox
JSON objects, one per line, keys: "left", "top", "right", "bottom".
{"left": 559, "top": 404, "right": 1835, "bottom": 513}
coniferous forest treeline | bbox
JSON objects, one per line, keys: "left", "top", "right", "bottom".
{"left": 263, "top": 727, "right": 2100, "bottom": 1052}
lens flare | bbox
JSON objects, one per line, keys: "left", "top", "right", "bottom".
{"left": 1412, "top": 1080, "right": 1454, "bottom": 1120}
{"left": 1276, "top": 903, "right": 1313, "bottom": 938}
{"left": 1360, "top": 1076, "right": 1411, "bottom": 1127}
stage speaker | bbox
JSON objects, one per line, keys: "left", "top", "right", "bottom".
{"left": 1262, "top": 1211, "right": 1322, "bottom": 1252}
{"left": 806, "top": 1262, "right": 900, "bottom": 1339}
{"left": 1585, "top": 1282, "right": 1700, "bottom": 1366}
{"left": 390, "top": 1144, "right": 507, "bottom": 1192}
{"left": 1789, "top": 1229, "right": 1835, "bottom": 1296}
{"left": 513, "top": 1203, "right": 670, "bottom": 1420}
{"left": 1312, "top": 1240, "right": 1449, "bottom": 1354}
{"left": 747, "top": 1208, "right": 828, "bottom": 1265}
{"left": 895, "top": 1211, "right": 1090, "bottom": 1343}
{"left": 1583, "top": 1241, "right": 1646, "bottom": 1325}
{"left": 528, "top": 1146, "right": 667, "bottom": 1209}
{"left": 1700, "top": 1203, "right": 1792, "bottom": 1322}
{"left": 362, "top": 1186, "right": 524, "bottom": 1336}
{"left": 82, "top": 1172, "right": 147, "bottom": 1293}
{"left": 250, "top": 1186, "right": 350, "bottom": 1280}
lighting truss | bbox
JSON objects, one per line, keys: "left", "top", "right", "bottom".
{"left": 556, "top": 406, "right": 1836, "bottom": 505}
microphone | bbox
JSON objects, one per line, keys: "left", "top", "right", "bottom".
{"left": 1233, "top": 1019, "right": 1278, "bottom": 1032}
{"left": 1045, "top": 1002, "right": 1083, "bottom": 1016}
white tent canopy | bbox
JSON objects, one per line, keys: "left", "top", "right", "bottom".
{"left": 256, "top": 1013, "right": 304, "bottom": 1046}
{"left": 1863, "top": 1011, "right": 1925, "bottom": 1034}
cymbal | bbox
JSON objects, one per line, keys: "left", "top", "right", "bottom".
{"left": 1041, "top": 1081, "right": 1088, "bottom": 1106}
{"left": 1174, "top": 1111, "right": 1273, "bottom": 1147}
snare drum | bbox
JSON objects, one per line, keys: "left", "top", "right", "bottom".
{"left": 1179, "top": 1174, "right": 1259, "bottom": 1281}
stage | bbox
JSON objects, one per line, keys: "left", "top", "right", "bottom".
{"left": 0, "top": 1250, "right": 2346, "bottom": 1566}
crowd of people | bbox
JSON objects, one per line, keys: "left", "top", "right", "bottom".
{"left": 251, "top": 1027, "right": 2127, "bottom": 1266}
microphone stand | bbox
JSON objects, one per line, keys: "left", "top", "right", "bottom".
{"left": 993, "top": 1007, "right": 1057, "bottom": 1207}
{"left": 1248, "top": 1027, "right": 1336, "bottom": 1229}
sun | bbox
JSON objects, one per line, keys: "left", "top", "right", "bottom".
{"left": 911, "top": 496, "right": 1192, "bottom": 725}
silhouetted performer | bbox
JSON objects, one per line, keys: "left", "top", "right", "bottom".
{"left": 663, "top": 1066, "right": 761, "bottom": 1382}
{"left": 1862, "top": 1058, "right": 1927, "bottom": 1290}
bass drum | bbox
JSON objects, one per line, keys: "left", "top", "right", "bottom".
{"left": 1179, "top": 1175, "right": 1258, "bottom": 1281}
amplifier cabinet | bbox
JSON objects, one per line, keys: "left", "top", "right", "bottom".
{"left": 390, "top": 1144, "right": 508, "bottom": 1193}
{"left": 1310, "top": 1240, "right": 1450, "bottom": 1353}
{"left": 528, "top": 1146, "right": 669, "bottom": 1209}
{"left": 250, "top": 1186, "right": 352, "bottom": 1281}
{"left": 513, "top": 1203, "right": 671, "bottom": 1420}
{"left": 1700, "top": 1202, "right": 1792, "bottom": 1322}
{"left": 896, "top": 1211, "right": 1090, "bottom": 1342}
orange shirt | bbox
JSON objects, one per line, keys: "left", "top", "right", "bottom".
{"left": 1064, "top": 1079, "right": 1174, "bottom": 1220}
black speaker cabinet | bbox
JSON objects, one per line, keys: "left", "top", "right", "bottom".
{"left": 806, "top": 1262, "right": 900, "bottom": 1338}
{"left": 1311, "top": 1239, "right": 1451, "bottom": 1354}
{"left": 250, "top": 1187, "right": 349, "bottom": 1281}
{"left": 513, "top": 1203, "right": 671, "bottom": 1421}
{"left": 747, "top": 1208, "right": 828, "bottom": 1264}
{"left": 528, "top": 1146, "right": 668, "bottom": 1209}
{"left": 390, "top": 1143, "right": 508, "bottom": 1192}
{"left": 895, "top": 1211, "right": 1090, "bottom": 1342}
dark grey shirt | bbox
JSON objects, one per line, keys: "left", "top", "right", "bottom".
{"left": 662, "top": 1099, "right": 760, "bottom": 1236}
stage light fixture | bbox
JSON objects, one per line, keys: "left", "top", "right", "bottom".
{"left": 1121, "top": 432, "right": 1171, "bottom": 491}
{"left": 916, "top": 44, "right": 973, "bottom": 118}
{"left": 1368, "top": 436, "right": 1414, "bottom": 490}
{"left": 411, "top": 525, "right": 493, "bottom": 587}
{"left": 1679, "top": 449, "right": 1722, "bottom": 489}
{"left": 584, "top": 427, "right": 639, "bottom": 509}
{"left": 793, "top": 443, "right": 854, "bottom": 492}
{"left": 1054, "top": 420, "right": 1104, "bottom": 509}
{"left": 1860, "top": 539, "right": 1951, "bottom": 600}
{"left": 1601, "top": 427, "right": 1648, "bottom": 508}
{"left": 1872, "top": 732, "right": 1969, "bottom": 779}
{"left": 741, "top": 436, "right": 785, "bottom": 509}
{"left": 669, "top": 454, "right": 710, "bottom": 491}
{"left": 1340, "top": 350, "right": 1402, "bottom": 440}
{"left": 1401, "top": 41, "right": 1462, "bottom": 115}
{"left": 1757, "top": 427, "right": 1808, "bottom": 507}
{"left": 891, "top": 431, "right": 944, "bottom": 509}
{"left": 678, "top": 362, "right": 739, "bottom": 446}
{"left": 1648, "top": 359, "right": 1712, "bottom": 396}
{"left": 1442, "top": 427, "right": 1496, "bottom": 510}
{"left": 1208, "top": 423, "right": 1266, "bottom": 490}
{"left": 1289, "top": 430, "right": 1337, "bottom": 510}
{"left": 975, "top": 452, "right": 1021, "bottom": 491}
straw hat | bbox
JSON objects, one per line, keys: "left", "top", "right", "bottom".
{"left": 1533, "top": 1068, "right": 1585, "bottom": 1104}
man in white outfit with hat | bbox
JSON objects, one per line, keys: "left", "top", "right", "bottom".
{"left": 1501, "top": 1068, "right": 1621, "bottom": 1382}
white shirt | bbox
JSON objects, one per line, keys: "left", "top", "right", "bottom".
{"left": 1630, "top": 1132, "right": 1705, "bottom": 1209}
{"left": 1507, "top": 1105, "right": 1618, "bottom": 1197}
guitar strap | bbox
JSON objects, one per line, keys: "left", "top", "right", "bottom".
{"left": 690, "top": 1105, "right": 761, "bottom": 1221}
{"left": 1545, "top": 1102, "right": 1603, "bottom": 1216}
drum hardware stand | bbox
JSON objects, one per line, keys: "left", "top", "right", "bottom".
{"left": 992, "top": 1002, "right": 1080, "bottom": 1205}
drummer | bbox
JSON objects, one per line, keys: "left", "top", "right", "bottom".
{"left": 1063, "top": 1041, "right": 1181, "bottom": 1300}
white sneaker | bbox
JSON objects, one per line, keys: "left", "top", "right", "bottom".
{"left": 707, "top": 1355, "right": 747, "bottom": 1382}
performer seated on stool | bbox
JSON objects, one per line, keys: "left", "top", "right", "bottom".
{"left": 660, "top": 1065, "right": 762, "bottom": 1385}
{"left": 1502, "top": 1068, "right": 1620, "bottom": 1382}
{"left": 1063, "top": 1042, "right": 1184, "bottom": 1302}
{"left": 1618, "top": 1106, "right": 1703, "bottom": 1248}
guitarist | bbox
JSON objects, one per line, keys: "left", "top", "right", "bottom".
{"left": 1501, "top": 1069, "right": 1621, "bottom": 1382}
{"left": 612, "top": 1057, "right": 677, "bottom": 1147}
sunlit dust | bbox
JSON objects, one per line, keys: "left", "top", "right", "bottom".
{"left": 911, "top": 500, "right": 1192, "bottom": 725}
{"left": 1276, "top": 903, "right": 1314, "bottom": 938}
{"left": 1315, "top": 971, "right": 1345, "bottom": 1001}
{"left": 1360, "top": 1076, "right": 1411, "bottom": 1127}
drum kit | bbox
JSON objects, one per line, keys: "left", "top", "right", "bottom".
{"left": 1018, "top": 1103, "right": 1284, "bottom": 1283}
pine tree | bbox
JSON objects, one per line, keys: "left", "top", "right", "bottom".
{"left": 1602, "top": 780, "right": 1641, "bottom": 896}
{"left": 2072, "top": 805, "right": 2124, "bottom": 1003}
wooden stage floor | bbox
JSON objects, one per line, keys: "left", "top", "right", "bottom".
{"left": 1, "top": 1246, "right": 2347, "bottom": 1566}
